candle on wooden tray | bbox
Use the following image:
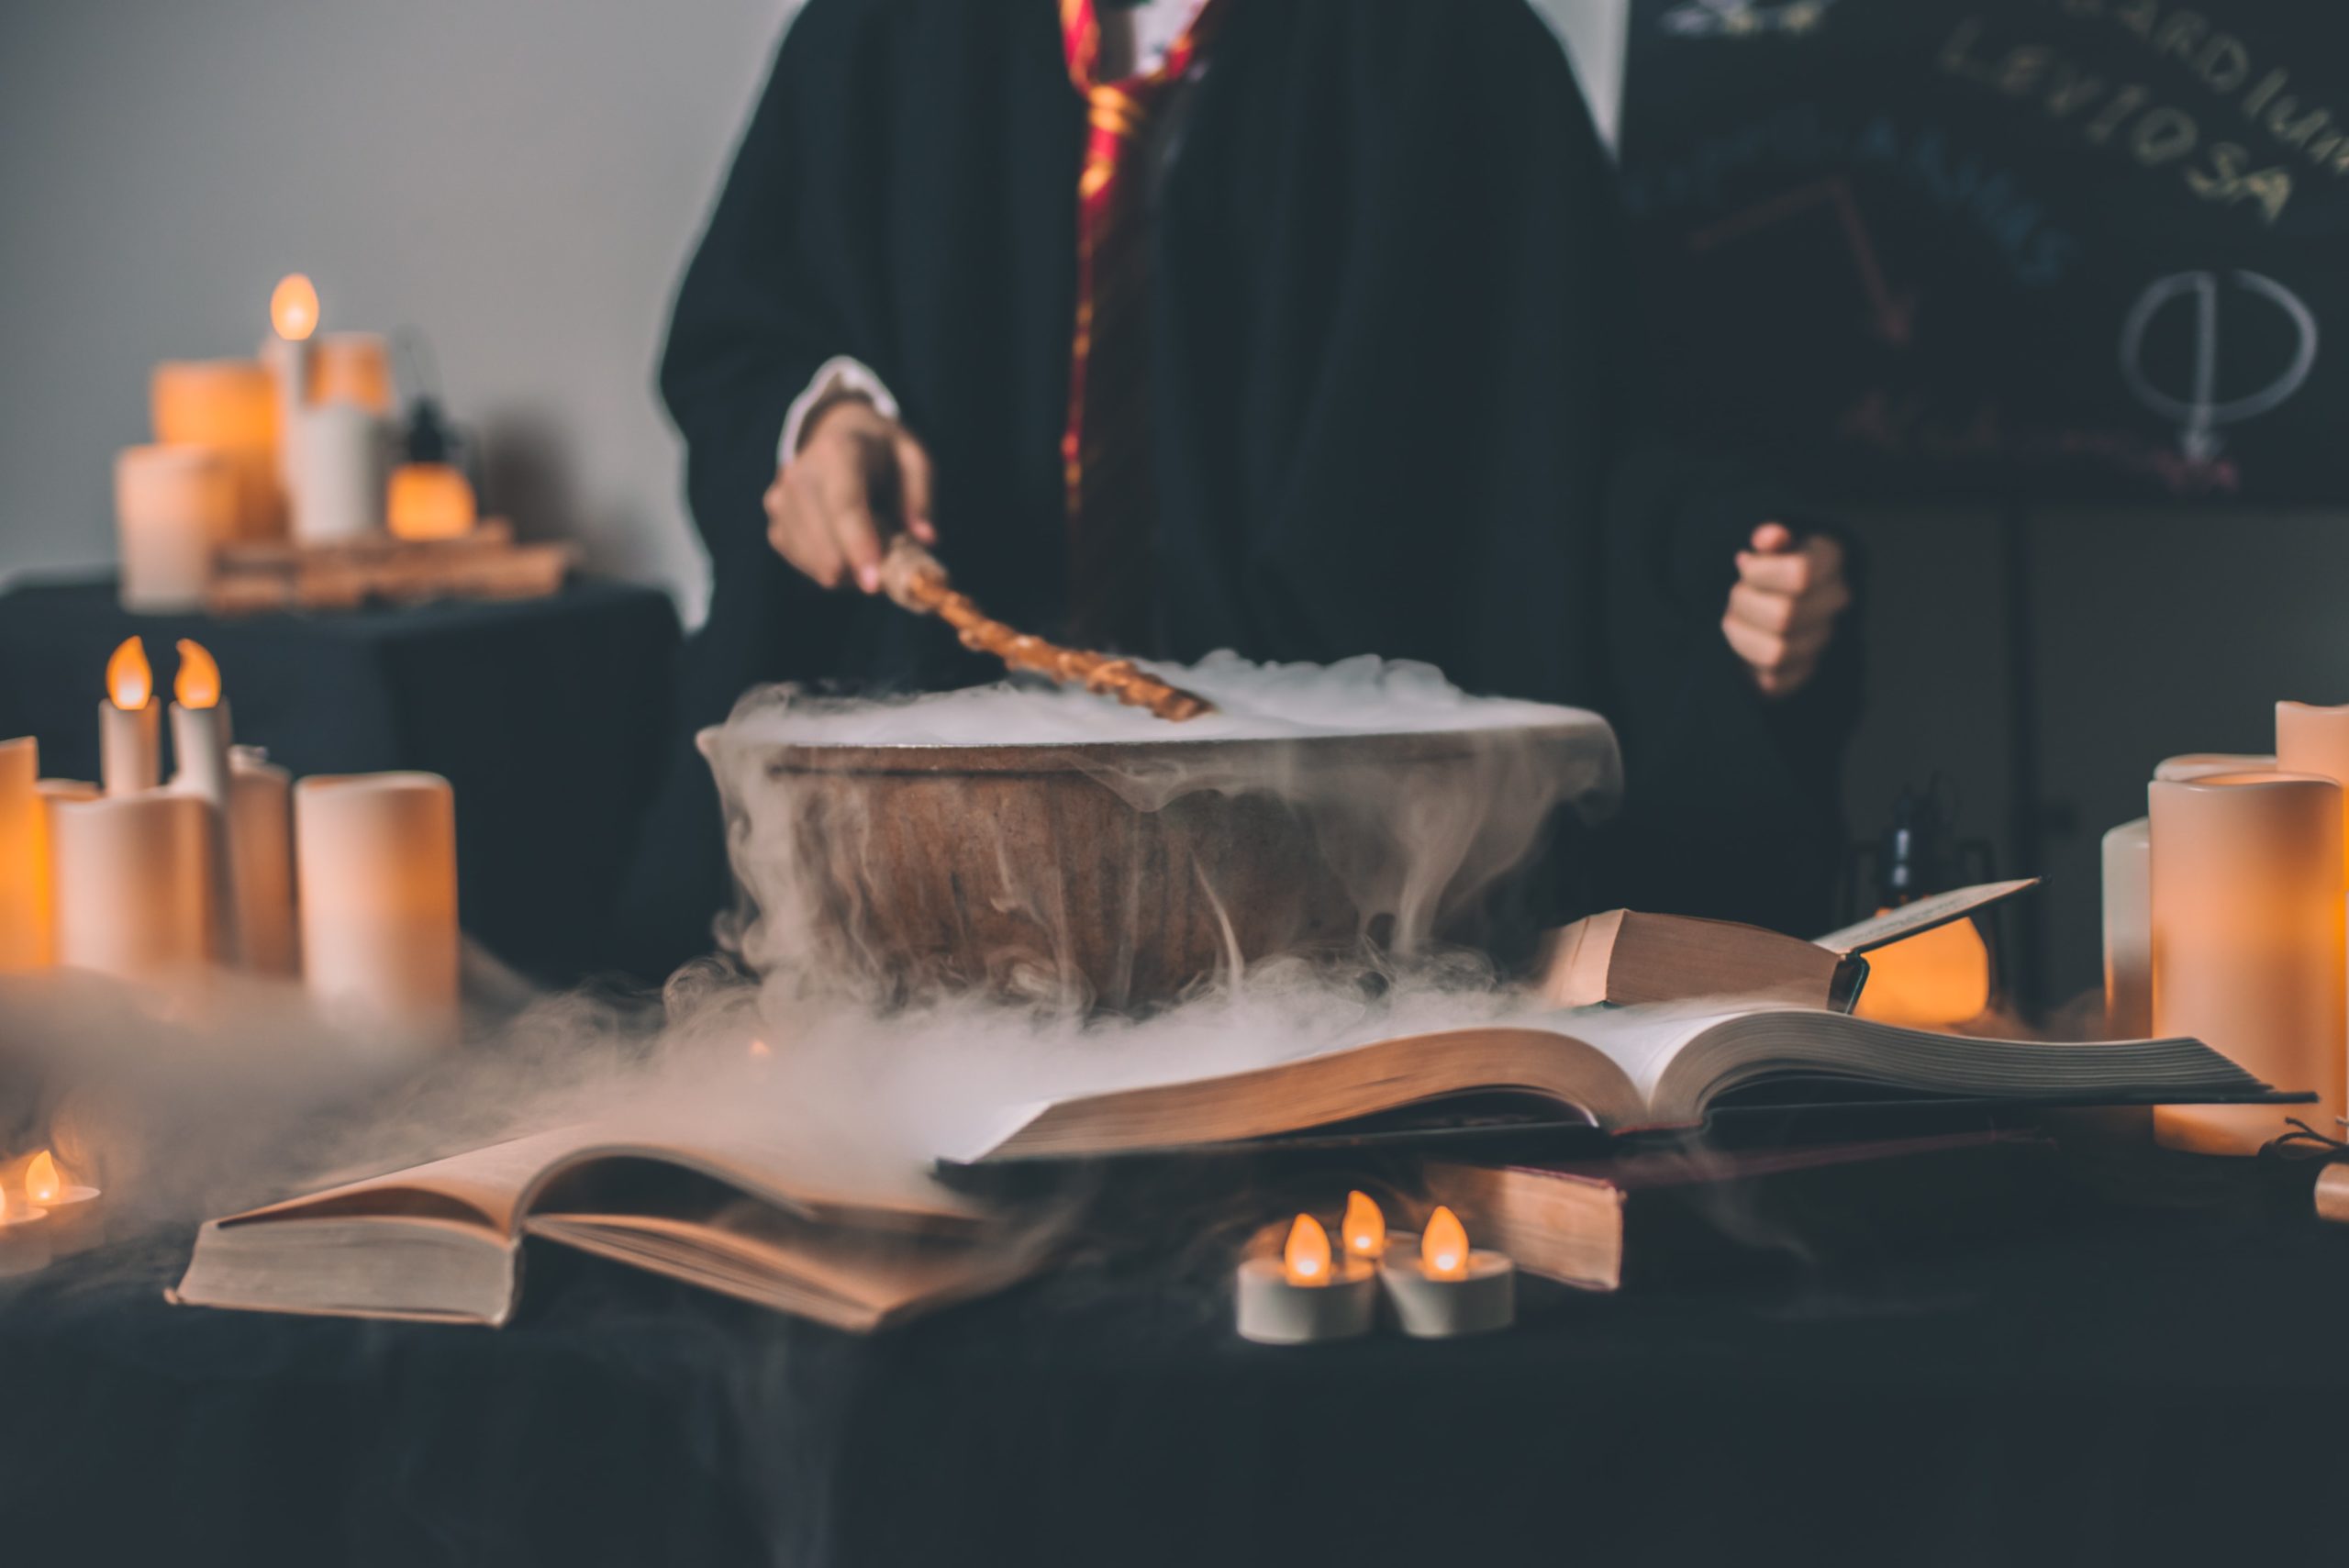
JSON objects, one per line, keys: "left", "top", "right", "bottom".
{"left": 1235, "top": 1214, "right": 1375, "bottom": 1345}
{"left": 50, "top": 789, "right": 215, "bottom": 986}
{"left": 262, "top": 273, "right": 318, "bottom": 497}
{"left": 1378, "top": 1207, "right": 1516, "bottom": 1339}
{"left": 22, "top": 1151, "right": 102, "bottom": 1258}
{"left": 0, "top": 1184, "right": 50, "bottom": 1279}
{"left": 291, "top": 403, "right": 388, "bottom": 543}
{"left": 295, "top": 772, "right": 459, "bottom": 1040}
{"left": 0, "top": 739, "right": 50, "bottom": 972}
{"left": 99, "top": 638, "right": 161, "bottom": 795}
{"left": 2151, "top": 771, "right": 2346, "bottom": 1155}
{"left": 307, "top": 332, "right": 395, "bottom": 415}
{"left": 150, "top": 357, "right": 280, "bottom": 541}
{"left": 116, "top": 445, "right": 239, "bottom": 612}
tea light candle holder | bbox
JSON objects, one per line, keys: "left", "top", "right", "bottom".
{"left": 23, "top": 1151, "right": 102, "bottom": 1257}
{"left": 1379, "top": 1207, "right": 1515, "bottom": 1339}
{"left": 0, "top": 1186, "right": 50, "bottom": 1279}
{"left": 1235, "top": 1214, "right": 1376, "bottom": 1345}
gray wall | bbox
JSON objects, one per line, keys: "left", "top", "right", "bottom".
{"left": 0, "top": 0, "right": 1623, "bottom": 623}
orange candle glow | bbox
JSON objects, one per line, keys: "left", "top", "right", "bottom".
{"left": 1421, "top": 1206, "right": 1471, "bottom": 1281}
{"left": 1341, "top": 1190, "right": 1386, "bottom": 1261}
{"left": 1282, "top": 1213, "right": 1332, "bottom": 1286}
{"left": 150, "top": 359, "right": 281, "bottom": 542}
{"left": 0, "top": 738, "right": 50, "bottom": 972}
{"left": 386, "top": 462, "right": 478, "bottom": 540}
{"left": 308, "top": 333, "right": 395, "bottom": 414}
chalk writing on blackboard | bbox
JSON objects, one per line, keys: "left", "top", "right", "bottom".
{"left": 1659, "top": 0, "right": 1838, "bottom": 39}
{"left": 1687, "top": 176, "right": 1916, "bottom": 345}
{"left": 2119, "top": 270, "right": 2318, "bottom": 462}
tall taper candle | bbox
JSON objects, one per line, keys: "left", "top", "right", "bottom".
{"left": 98, "top": 637, "right": 161, "bottom": 796}
{"left": 2151, "top": 771, "right": 2346, "bottom": 1155}
{"left": 167, "top": 639, "right": 240, "bottom": 966}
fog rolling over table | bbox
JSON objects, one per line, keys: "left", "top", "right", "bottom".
{"left": 953, "top": 1002, "right": 2281, "bottom": 1163}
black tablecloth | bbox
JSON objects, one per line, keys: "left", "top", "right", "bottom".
{"left": 0, "top": 576, "right": 680, "bottom": 984}
{"left": 1, "top": 1156, "right": 2343, "bottom": 1568}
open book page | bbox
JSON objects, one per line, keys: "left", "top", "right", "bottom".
{"left": 221, "top": 1116, "right": 983, "bottom": 1241}
{"left": 1548, "top": 1000, "right": 1779, "bottom": 1107}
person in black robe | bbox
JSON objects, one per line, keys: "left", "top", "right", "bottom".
{"left": 614, "top": 0, "right": 1861, "bottom": 980}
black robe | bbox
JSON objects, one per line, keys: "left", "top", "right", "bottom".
{"left": 616, "top": 0, "right": 1862, "bottom": 978}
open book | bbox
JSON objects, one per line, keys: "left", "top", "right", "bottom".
{"left": 171, "top": 1123, "right": 1041, "bottom": 1333}
{"left": 952, "top": 1003, "right": 2284, "bottom": 1164}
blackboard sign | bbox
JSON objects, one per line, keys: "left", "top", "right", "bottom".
{"left": 1619, "top": 0, "right": 2349, "bottom": 502}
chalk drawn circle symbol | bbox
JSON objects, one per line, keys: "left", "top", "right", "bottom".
{"left": 2120, "top": 270, "right": 2318, "bottom": 461}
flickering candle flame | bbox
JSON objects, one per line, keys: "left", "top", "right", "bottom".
{"left": 1342, "top": 1190, "right": 1386, "bottom": 1259}
{"left": 1422, "top": 1206, "right": 1470, "bottom": 1280}
{"left": 1282, "top": 1213, "right": 1332, "bottom": 1286}
{"left": 747, "top": 1038, "right": 774, "bottom": 1058}
{"left": 106, "top": 637, "right": 153, "bottom": 710}
{"left": 173, "top": 639, "right": 223, "bottom": 709}
{"left": 271, "top": 273, "right": 319, "bottom": 342}
{"left": 25, "top": 1151, "right": 60, "bottom": 1207}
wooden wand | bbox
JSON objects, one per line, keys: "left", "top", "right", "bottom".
{"left": 878, "top": 537, "right": 1214, "bottom": 722}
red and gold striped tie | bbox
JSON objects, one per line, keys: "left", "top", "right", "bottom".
{"left": 1058, "top": 0, "right": 1226, "bottom": 649}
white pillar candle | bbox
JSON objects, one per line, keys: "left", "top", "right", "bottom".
{"left": 228, "top": 748, "right": 297, "bottom": 977}
{"left": 115, "top": 445, "right": 239, "bottom": 613}
{"left": 98, "top": 637, "right": 161, "bottom": 797}
{"left": 50, "top": 791, "right": 216, "bottom": 986}
{"left": 2151, "top": 771, "right": 2347, "bottom": 1155}
{"left": 2101, "top": 817, "right": 2151, "bottom": 1040}
{"left": 2104, "top": 755, "right": 2277, "bottom": 1040}
{"left": 290, "top": 404, "right": 387, "bottom": 544}
{"left": 0, "top": 739, "right": 51, "bottom": 972}
{"left": 295, "top": 772, "right": 459, "bottom": 1040}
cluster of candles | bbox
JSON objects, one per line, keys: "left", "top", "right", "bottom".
{"left": 0, "top": 1151, "right": 104, "bottom": 1279}
{"left": 1235, "top": 1191, "right": 1516, "bottom": 1345}
{"left": 0, "top": 638, "right": 462, "bottom": 1039}
{"left": 117, "top": 273, "right": 478, "bottom": 612}
{"left": 2101, "top": 701, "right": 2349, "bottom": 1154}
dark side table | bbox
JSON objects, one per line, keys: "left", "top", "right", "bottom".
{"left": 0, "top": 573, "right": 680, "bottom": 984}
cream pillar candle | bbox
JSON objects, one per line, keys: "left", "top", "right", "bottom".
{"left": 168, "top": 640, "right": 240, "bottom": 967}
{"left": 2154, "top": 753, "right": 2275, "bottom": 783}
{"left": 291, "top": 404, "right": 387, "bottom": 543}
{"left": 0, "top": 739, "right": 50, "bottom": 971}
{"left": 116, "top": 445, "right": 239, "bottom": 612}
{"left": 50, "top": 791, "right": 215, "bottom": 985}
{"left": 150, "top": 357, "right": 280, "bottom": 540}
{"left": 2150, "top": 771, "right": 2347, "bottom": 1155}
{"left": 295, "top": 773, "right": 459, "bottom": 1038}
{"left": 2104, "top": 755, "right": 2278, "bottom": 1039}
{"left": 307, "top": 332, "right": 395, "bottom": 415}
{"left": 2101, "top": 817, "right": 2151, "bottom": 1040}
{"left": 228, "top": 749, "right": 297, "bottom": 977}
{"left": 99, "top": 638, "right": 160, "bottom": 796}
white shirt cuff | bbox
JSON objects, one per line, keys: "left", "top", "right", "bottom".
{"left": 778, "top": 356, "right": 900, "bottom": 463}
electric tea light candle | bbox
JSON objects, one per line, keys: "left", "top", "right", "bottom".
{"left": 1235, "top": 1213, "right": 1376, "bottom": 1345}
{"left": 1341, "top": 1189, "right": 1388, "bottom": 1262}
{"left": 24, "top": 1151, "right": 103, "bottom": 1258}
{"left": 1379, "top": 1207, "right": 1516, "bottom": 1339}
{"left": 0, "top": 1183, "right": 50, "bottom": 1279}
